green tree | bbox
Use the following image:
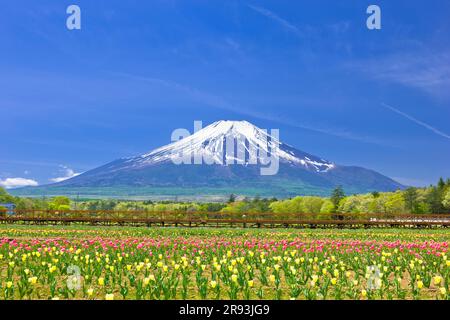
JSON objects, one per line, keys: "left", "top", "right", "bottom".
{"left": 330, "top": 186, "right": 345, "bottom": 214}
{"left": 302, "top": 197, "right": 324, "bottom": 213}
{"left": 48, "top": 196, "right": 71, "bottom": 211}
{"left": 319, "top": 200, "right": 334, "bottom": 214}
{"left": 58, "top": 204, "right": 70, "bottom": 211}
{"left": 384, "top": 191, "right": 406, "bottom": 214}
{"left": 437, "top": 177, "right": 446, "bottom": 190}
{"left": 442, "top": 189, "right": 450, "bottom": 210}
{"left": 425, "top": 187, "right": 444, "bottom": 214}
{"left": 0, "top": 187, "right": 15, "bottom": 203}
{"left": 403, "top": 187, "right": 418, "bottom": 213}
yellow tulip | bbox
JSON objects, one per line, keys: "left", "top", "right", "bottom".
{"left": 105, "top": 293, "right": 114, "bottom": 300}
{"left": 28, "top": 277, "right": 37, "bottom": 285}
{"left": 417, "top": 281, "right": 423, "bottom": 289}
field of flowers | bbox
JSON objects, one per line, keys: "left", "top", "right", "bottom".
{"left": 0, "top": 225, "right": 448, "bottom": 300}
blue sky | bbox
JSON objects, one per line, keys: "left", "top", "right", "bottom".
{"left": 1, "top": 0, "right": 450, "bottom": 188}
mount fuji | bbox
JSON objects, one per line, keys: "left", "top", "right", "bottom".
{"left": 14, "top": 120, "right": 403, "bottom": 199}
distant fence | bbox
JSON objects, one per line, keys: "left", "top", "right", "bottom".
{"left": 1, "top": 210, "right": 449, "bottom": 228}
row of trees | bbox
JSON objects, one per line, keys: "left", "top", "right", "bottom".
{"left": 1, "top": 178, "right": 449, "bottom": 215}
{"left": 219, "top": 179, "right": 450, "bottom": 215}
{"left": 0, "top": 188, "right": 70, "bottom": 212}
{"left": 265, "top": 179, "right": 450, "bottom": 215}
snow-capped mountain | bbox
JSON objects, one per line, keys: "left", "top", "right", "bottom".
{"left": 120, "top": 120, "right": 335, "bottom": 173}
{"left": 16, "top": 120, "right": 404, "bottom": 198}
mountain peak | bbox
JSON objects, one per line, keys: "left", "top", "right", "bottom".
{"left": 129, "top": 120, "right": 335, "bottom": 172}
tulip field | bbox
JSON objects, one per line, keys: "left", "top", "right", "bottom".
{"left": 0, "top": 225, "right": 448, "bottom": 300}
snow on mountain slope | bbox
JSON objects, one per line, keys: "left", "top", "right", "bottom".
{"left": 120, "top": 120, "right": 335, "bottom": 173}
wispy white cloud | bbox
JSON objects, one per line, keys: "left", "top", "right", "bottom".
{"left": 382, "top": 103, "right": 450, "bottom": 140}
{"left": 0, "top": 177, "right": 38, "bottom": 189}
{"left": 50, "top": 165, "right": 81, "bottom": 183}
{"left": 351, "top": 51, "right": 450, "bottom": 100}
{"left": 114, "top": 72, "right": 392, "bottom": 146}
{"left": 247, "top": 4, "right": 303, "bottom": 38}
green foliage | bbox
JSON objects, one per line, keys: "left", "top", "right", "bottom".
{"left": 384, "top": 191, "right": 406, "bottom": 214}
{"left": 443, "top": 189, "right": 450, "bottom": 209}
{"left": 319, "top": 200, "right": 334, "bottom": 214}
{"left": 437, "top": 177, "right": 445, "bottom": 190}
{"left": 330, "top": 186, "right": 345, "bottom": 213}
{"left": 58, "top": 204, "right": 71, "bottom": 211}
{"left": 0, "top": 187, "right": 15, "bottom": 203}
{"left": 222, "top": 197, "right": 276, "bottom": 214}
{"left": 48, "top": 196, "right": 71, "bottom": 211}
{"left": 426, "top": 187, "right": 444, "bottom": 213}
